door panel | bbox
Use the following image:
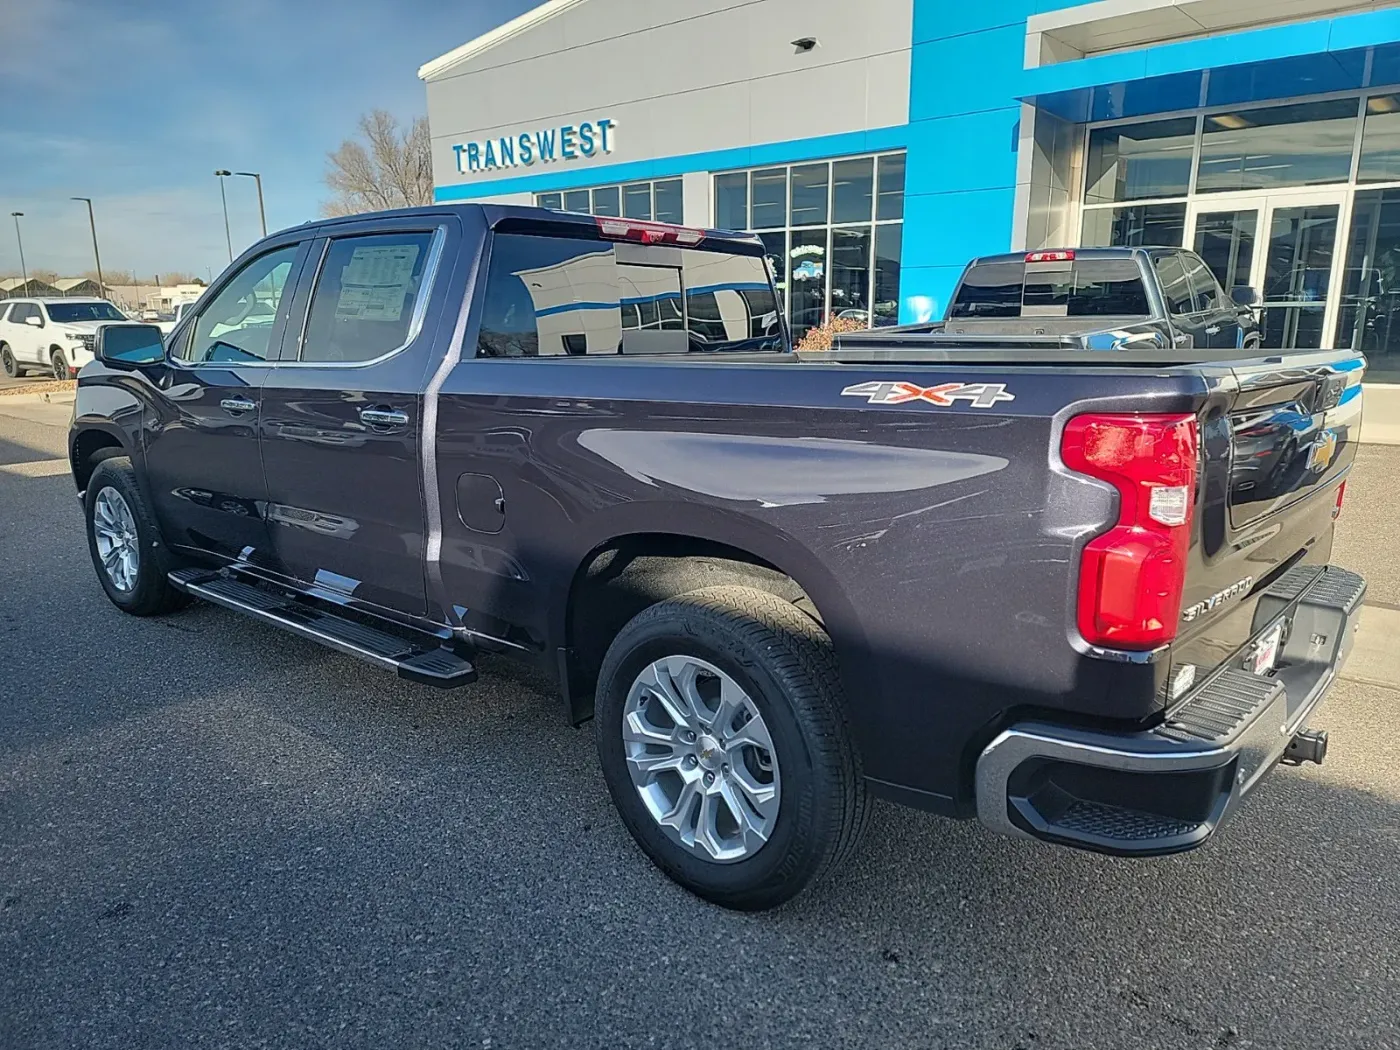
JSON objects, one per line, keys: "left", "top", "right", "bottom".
{"left": 259, "top": 222, "right": 452, "bottom": 617}
{"left": 143, "top": 239, "right": 310, "bottom": 561}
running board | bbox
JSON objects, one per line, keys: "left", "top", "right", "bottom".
{"left": 168, "top": 568, "right": 477, "bottom": 687}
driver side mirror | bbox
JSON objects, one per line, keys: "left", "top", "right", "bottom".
{"left": 95, "top": 323, "right": 166, "bottom": 368}
{"left": 1231, "top": 285, "right": 1261, "bottom": 307}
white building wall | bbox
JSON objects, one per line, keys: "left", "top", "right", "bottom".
{"left": 423, "top": 0, "right": 913, "bottom": 196}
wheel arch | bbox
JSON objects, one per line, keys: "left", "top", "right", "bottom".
{"left": 69, "top": 425, "right": 132, "bottom": 494}
{"left": 556, "top": 506, "right": 867, "bottom": 726}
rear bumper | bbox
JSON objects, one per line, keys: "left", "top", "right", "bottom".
{"left": 975, "top": 565, "right": 1365, "bottom": 856}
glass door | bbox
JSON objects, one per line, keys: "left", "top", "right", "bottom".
{"left": 1188, "top": 191, "right": 1348, "bottom": 349}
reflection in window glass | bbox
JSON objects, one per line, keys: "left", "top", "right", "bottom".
{"left": 1358, "top": 95, "right": 1400, "bottom": 183}
{"left": 681, "top": 249, "right": 782, "bottom": 350}
{"left": 563, "top": 189, "right": 591, "bottom": 214}
{"left": 654, "top": 179, "right": 683, "bottom": 223}
{"left": 623, "top": 183, "right": 652, "bottom": 220}
{"left": 788, "top": 229, "right": 827, "bottom": 339}
{"left": 1085, "top": 118, "right": 1196, "bottom": 204}
{"left": 714, "top": 173, "right": 748, "bottom": 230}
{"left": 790, "top": 165, "right": 828, "bottom": 226}
{"left": 830, "top": 226, "right": 871, "bottom": 321}
{"left": 1153, "top": 253, "right": 1195, "bottom": 315}
{"left": 591, "top": 186, "right": 620, "bottom": 217}
{"left": 537, "top": 192, "right": 563, "bottom": 211}
{"left": 832, "top": 158, "right": 874, "bottom": 224}
{"left": 1197, "top": 100, "right": 1357, "bottom": 192}
{"left": 751, "top": 168, "right": 787, "bottom": 230}
{"left": 874, "top": 224, "right": 901, "bottom": 326}
{"left": 877, "top": 154, "right": 905, "bottom": 221}
{"left": 184, "top": 244, "right": 299, "bottom": 364}
{"left": 476, "top": 235, "right": 617, "bottom": 357}
{"left": 1337, "top": 187, "right": 1400, "bottom": 377}
{"left": 1081, "top": 203, "right": 1186, "bottom": 248}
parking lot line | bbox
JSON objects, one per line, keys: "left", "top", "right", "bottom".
{"left": 0, "top": 458, "right": 71, "bottom": 477}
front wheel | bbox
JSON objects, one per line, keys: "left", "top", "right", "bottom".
{"left": 51, "top": 350, "right": 70, "bottom": 380}
{"left": 595, "top": 585, "right": 867, "bottom": 910}
{"left": 84, "top": 458, "right": 189, "bottom": 615}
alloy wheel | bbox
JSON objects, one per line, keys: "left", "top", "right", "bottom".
{"left": 52, "top": 353, "right": 68, "bottom": 380}
{"left": 92, "top": 487, "right": 140, "bottom": 592}
{"left": 622, "top": 655, "right": 780, "bottom": 863}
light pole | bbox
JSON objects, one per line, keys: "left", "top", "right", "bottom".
{"left": 71, "top": 197, "right": 105, "bottom": 298}
{"left": 9, "top": 212, "right": 27, "bottom": 290}
{"left": 214, "top": 169, "right": 233, "bottom": 262}
{"left": 234, "top": 172, "right": 267, "bottom": 237}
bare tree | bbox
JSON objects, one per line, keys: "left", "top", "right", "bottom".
{"left": 84, "top": 268, "right": 134, "bottom": 286}
{"left": 323, "top": 110, "right": 433, "bottom": 217}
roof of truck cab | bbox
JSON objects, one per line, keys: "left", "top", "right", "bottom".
{"left": 287, "top": 203, "right": 766, "bottom": 252}
{"left": 4, "top": 297, "right": 115, "bottom": 306}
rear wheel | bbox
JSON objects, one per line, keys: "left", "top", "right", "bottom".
{"left": 594, "top": 585, "right": 867, "bottom": 910}
{"left": 1, "top": 344, "right": 18, "bottom": 378}
{"left": 51, "top": 349, "right": 70, "bottom": 380}
{"left": 84, "top": 458, "right": 189, "bottom": 615}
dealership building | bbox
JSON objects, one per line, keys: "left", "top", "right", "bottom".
{"left": 421, "top": 0, "right": 1400, "bottom": 377}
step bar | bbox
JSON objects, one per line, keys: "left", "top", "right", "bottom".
{"left": 168, "top": 568, "right": 477, "bottom": 687}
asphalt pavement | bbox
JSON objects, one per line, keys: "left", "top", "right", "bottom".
{"left": 3, "top": 397, "right": 1399, "bottom": 1050}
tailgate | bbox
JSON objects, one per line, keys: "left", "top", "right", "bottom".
{"left": 1171, "top": 351, "right": 1364, "bottom": 700}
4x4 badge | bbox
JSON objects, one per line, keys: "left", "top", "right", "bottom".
{"left": 840, "top": 381, "right": 1015, "bottom": 408}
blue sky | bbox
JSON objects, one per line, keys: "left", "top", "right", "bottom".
{"left": 0, "top": 0, "right": 532, "bottom": 281}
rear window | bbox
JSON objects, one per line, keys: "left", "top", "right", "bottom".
{"left": 476, "top": 233, "right": 783, "bottom": 358}
{"left": 949, "top": 258, "right": 1151, "bottom": 319}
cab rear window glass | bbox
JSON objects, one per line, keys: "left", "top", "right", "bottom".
{"left": 949, "top": 258, "right": 1151, "bottom": 318}
{"left": 476, "top": 233, "right": 782, "bottom": 357}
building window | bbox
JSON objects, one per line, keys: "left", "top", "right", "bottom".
{"left": 712, "top": 151, "right": 905, "bottom": 339}
{"left": 536, "top": 178, "right": 683, "bottom": 224}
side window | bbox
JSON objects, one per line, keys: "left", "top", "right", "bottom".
{"left": 299, "top": 231, "right": 436, "bottom": 364}
{"left": 476, "top": 233, "right": 783, "bottom": 358}
{"left": 477, "top": 234, "right": 621, "bottom": 357}
{"left": 5, "top": 304, "right": 23, "bottom": 324}
{"left": 1185, "top": 256, "right": 1226, "bottom": 312}
{"left": 1153, "top": 252, "right": 1194, "bottom": 315}
{"left": 181, "top": 245, "right": 299, "bottom": 364}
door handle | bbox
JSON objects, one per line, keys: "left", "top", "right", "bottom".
{"left": 359, "top": 407, "right": 409, "bottom": 431}
{"left": 220, "top": 397, "right": 256, "bottom": 414}
{"left": 1206, "top": 325, "right": 1221, "bottom": 335}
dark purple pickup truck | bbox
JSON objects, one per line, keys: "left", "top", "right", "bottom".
{"left": 70, "top": 205, "right": 1365, "bottom": 909}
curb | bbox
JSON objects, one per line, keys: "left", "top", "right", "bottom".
{"left": 0, "top": 391, "right": 77, "bottom": 407}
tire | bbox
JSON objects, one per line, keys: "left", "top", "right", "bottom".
{"left": 51, "top": 349, "right": 70, "bottom": 380}
{"left": 595, "top": 585, "right": 868, "bottom": 910}
{"left": 1, "top": 344, "right": 18, "bottom": 378}
{"left": 83, "top": 457, "right": 190, "bottom": 616}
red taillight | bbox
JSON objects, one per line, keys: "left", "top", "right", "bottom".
{"left": 1334, "top": 480, "right": 1347, "bottom": 520}
{"left": 1026, "top": 249, "right": 1074, "bottom": 263}
{"left": 1061, "top": 413, "right": 1199, "bottom": 649}
{"left": 595, "top": 217, "right": 705, "bottom": 246}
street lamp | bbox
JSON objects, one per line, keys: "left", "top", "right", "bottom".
{"left": 71, "top": 197, "right": 105, "bottom": 298}
{"left": 213, "top": 169, "right": 233, "bottom": 262}
{"left": 233, "top": 172, "right": 267, "bottom": 237}
{"left": 9, "top": 212, "right": 27, "bottom": 290}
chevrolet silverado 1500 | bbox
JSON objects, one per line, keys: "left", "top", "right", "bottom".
{"left": 69, "top": 205, "right": 1364, "bottom": 909}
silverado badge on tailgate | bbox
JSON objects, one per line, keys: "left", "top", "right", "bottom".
{"left": 840, "top": 381, "right": 1015, "bottom": 408}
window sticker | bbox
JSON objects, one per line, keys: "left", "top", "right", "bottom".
{"left": 335, "top": 244, "right": 421, "bottom": 322}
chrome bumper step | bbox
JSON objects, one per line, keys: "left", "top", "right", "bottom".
{"left": 168, "top": 568, "right": 477, "bottom": 687}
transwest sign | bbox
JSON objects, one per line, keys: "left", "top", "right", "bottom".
{"left": 453, "top": 117, "right": 616, "bottom": 174}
